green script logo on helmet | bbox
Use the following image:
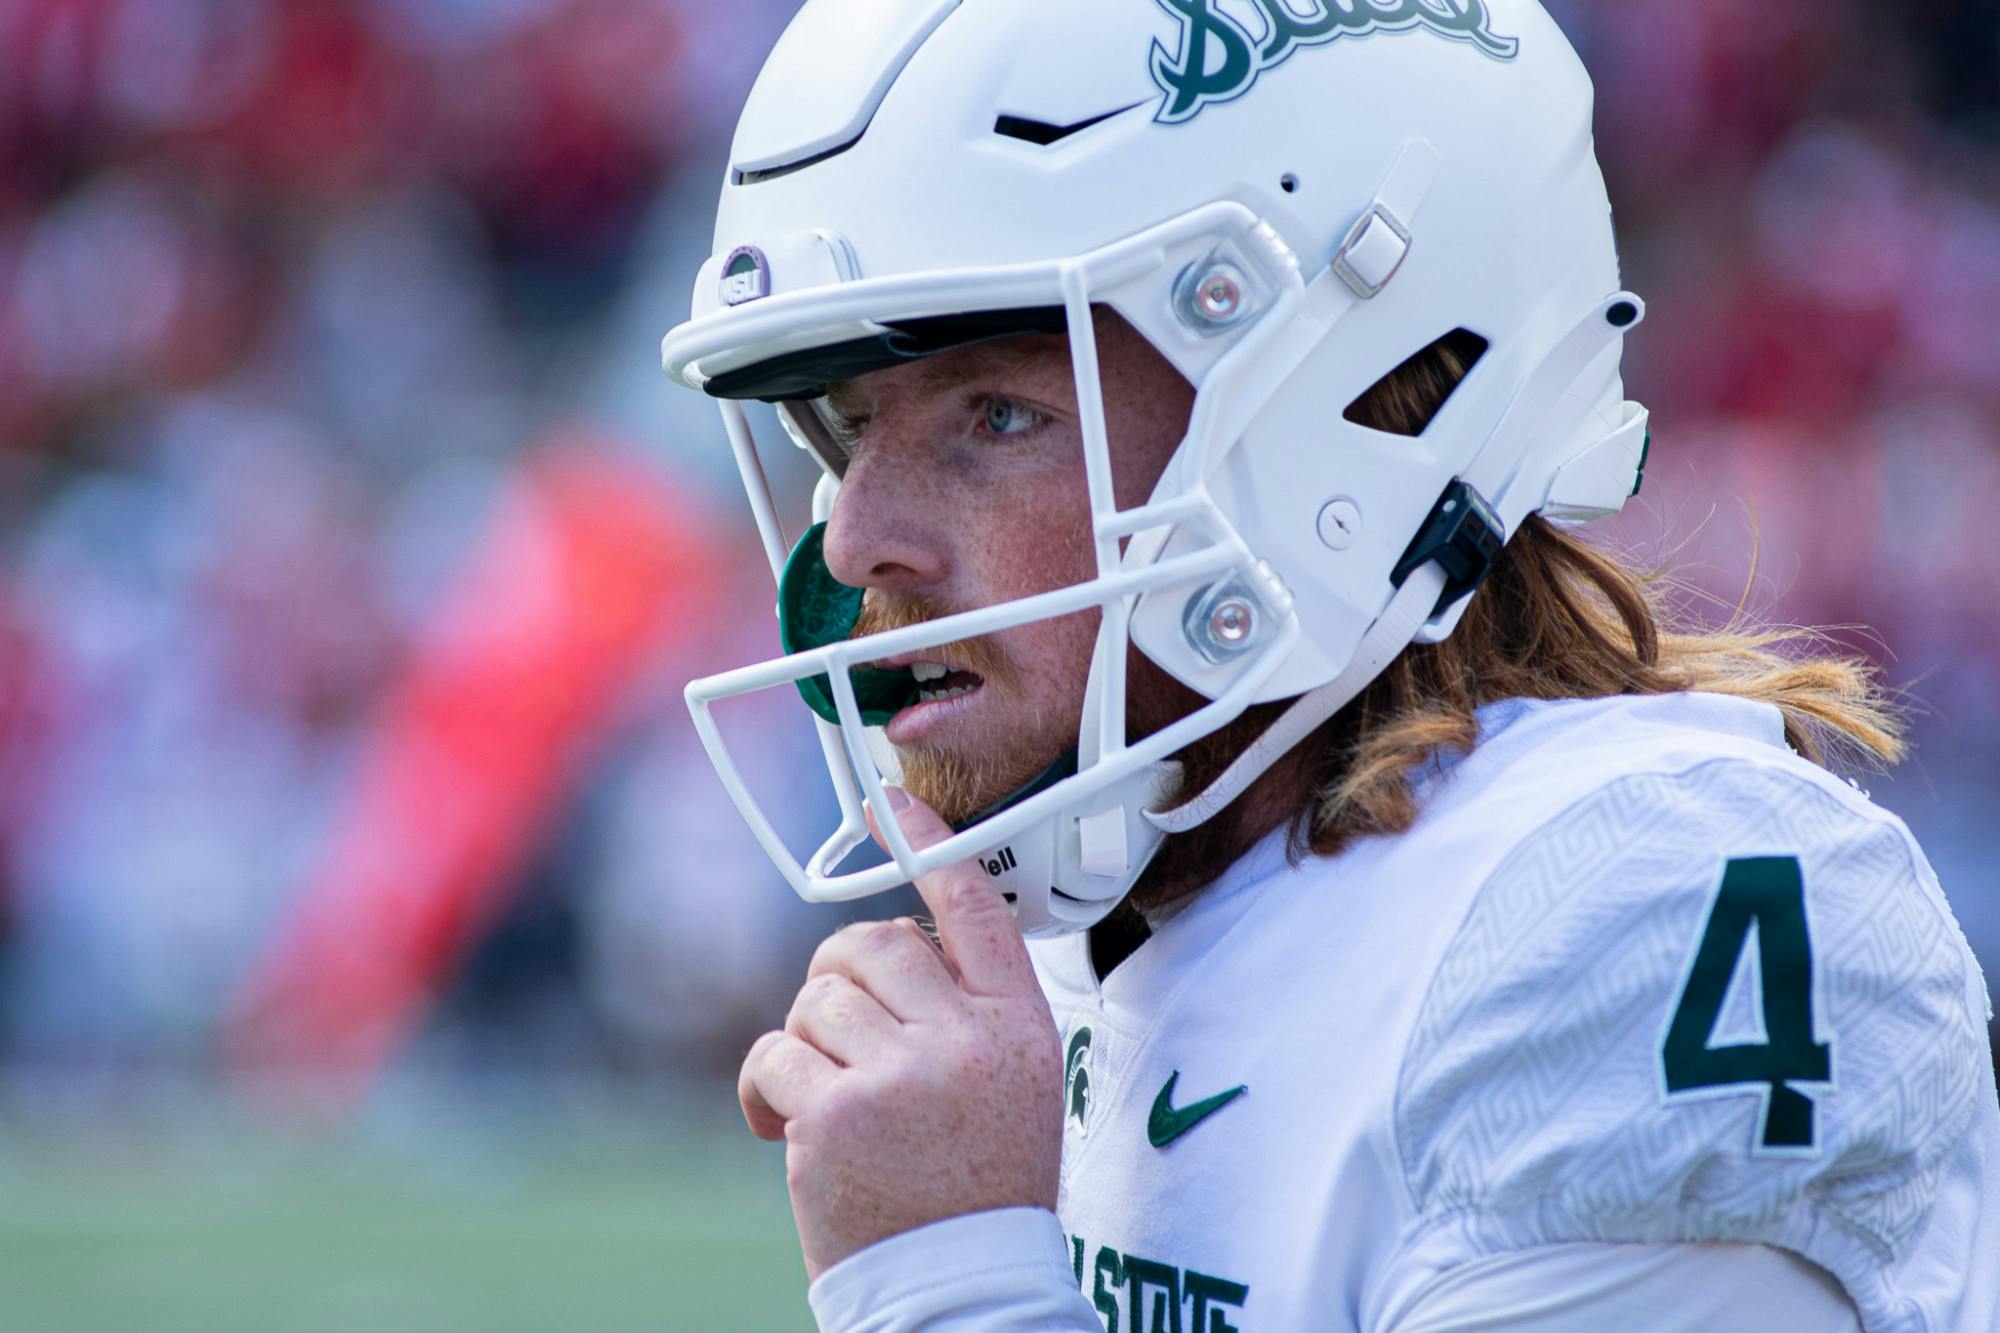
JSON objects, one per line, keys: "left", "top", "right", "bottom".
{"left": 1150, "top": 0, "right": 1522, "bottom": 126}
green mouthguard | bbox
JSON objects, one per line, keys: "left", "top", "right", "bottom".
{"left": 778, "top": 523, "right": 1081, "bottom": 834}
{"left": 778, "top": 522, "right": 920, "bottom": 726}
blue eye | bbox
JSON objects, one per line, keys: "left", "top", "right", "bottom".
{"left": 982, "top": 398, "right": 1039, "bottom": 436}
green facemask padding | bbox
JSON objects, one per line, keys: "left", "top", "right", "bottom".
{"left": 779, "top": 522, "right": 919, "bottom": 726}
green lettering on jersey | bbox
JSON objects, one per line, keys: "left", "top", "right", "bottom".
{"left": 1072, "top": 1235, "right": 1250, "bottom": 1333}
{"left": 1092, "top": 1246, "right": 1125, "bottom": 1333}
{"left": 1186, "top": 1271, "right": 1250, "bottom": 1332}
{"left": 1126, "top": 1256, "right": 1182, "bottom": 1333}
{"left": 1660, "top": 856, "right": 1833, "bottom": 1152}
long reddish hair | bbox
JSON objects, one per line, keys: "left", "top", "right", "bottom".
{"left": 1293, "top": 341, "right": 1903, "bottom": 859}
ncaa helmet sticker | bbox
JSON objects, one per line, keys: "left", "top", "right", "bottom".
{"left": 1150, "top": 0, "right": 1521, "bottom": 126}
{"left": 719, "top": 245, "right": 772, "bottom": 306}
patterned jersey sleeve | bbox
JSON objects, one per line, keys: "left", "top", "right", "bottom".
{"left": 1384, "top": 756, "right": 2000, "bottom": 1333}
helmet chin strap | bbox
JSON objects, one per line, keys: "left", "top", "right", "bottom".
{"left": 1145, "top": 562, "right": 1448, "bottom": 835}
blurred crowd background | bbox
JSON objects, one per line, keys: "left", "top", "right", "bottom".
{"left": 0, "top": 0, "right": 1996, "bottom": 1326}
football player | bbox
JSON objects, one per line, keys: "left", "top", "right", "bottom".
{"left": 660, "top": 1, "right": 2000, "bottom": 1329}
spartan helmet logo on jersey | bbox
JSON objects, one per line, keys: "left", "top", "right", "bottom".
{"left": 1064, "top": 1026, "right": 1095, "bottom": 1132}
{"left": 663, "top": 0, "right": 1649, "bottom": 936}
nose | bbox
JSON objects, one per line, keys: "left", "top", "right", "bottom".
{"left": 819, "top": 425, "right": 950, "bottom": 593}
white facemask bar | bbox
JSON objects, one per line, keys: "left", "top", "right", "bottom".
{"left": 665, "top": 203, "right": 1265, "bottom": 391}
{"left": 685, "top": 535, "right": 1301, "bottom": 901}
{"left": 1066, "top": 266, "right": 1130, "bottom": 774}
{"left": 681, "top": 206, "right": 1326, "bottom": 904}
{"left": 718, "top": 404, "right": 895, "bottom": 883}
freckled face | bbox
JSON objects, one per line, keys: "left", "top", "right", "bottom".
{"left": 819, "top": 315, "right": 1196, "bottom": 823}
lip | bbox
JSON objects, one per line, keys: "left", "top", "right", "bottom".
{"left": 870, "top": 651, "right": 970, "bottom": 673}
{"left": 884, "top": 680, "right": 988, "bottom": 746}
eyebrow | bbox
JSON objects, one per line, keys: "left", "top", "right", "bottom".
{"left": 825, "top": 339, "right": 1064, "bottom": 416}
{"left": 824, "top": 379, "right": 869, "bottom": 420}
{"left": 912, "top": 341, "right": 1053, "bottom": 396}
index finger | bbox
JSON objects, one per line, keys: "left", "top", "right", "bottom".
{"left": 869, "top": 788, "right": 1041, "bottom": 999}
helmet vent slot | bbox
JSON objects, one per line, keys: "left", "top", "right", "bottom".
{"left": 992, "top": 103, "right": 1142, "bottom": 147}
{"left": 1342, "top": 329, "right": 1489, "bottom": 438}
{"left": 735, "top": 138, "right": 862, "bottom": 186}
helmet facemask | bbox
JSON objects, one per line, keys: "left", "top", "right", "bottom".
{"left": 678, "top": 209, "right": 1318, "bottom": 935}
{"left": 665, "top": 1, "right": 1649, "bottom": 936}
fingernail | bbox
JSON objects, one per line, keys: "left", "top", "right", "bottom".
{"left": 883, "top": 785, "right": 913, "bottom": 812}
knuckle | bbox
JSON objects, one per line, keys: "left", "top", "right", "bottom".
{"left": 941, "top": 874, "right": 1007, "bottom": 924}
{"left": 743, "top": 1029, "right": 785, "bottom": 1070}
{"left": 805, "top": 933, "right": 846, "bottom": 977}
{"left": 791, "top": 973, "right": 878, "bottom": 1037}
{"left": 857, "top": 919, "right": 910, "bottom": 953}
{"left": 818, "top": 984, "right": 869, "bottom": 1030}
{"left": 825, "top": 918, "right": 878, "bottom": 954}
{"left": 785, "top": 975, "right": 836, "bottom": 1029}
{"left": 801, "top": 971, "right": 847, "bottom": 1005}
{"left": 766, "top": 1037, "right": 819, "bottom": 1086}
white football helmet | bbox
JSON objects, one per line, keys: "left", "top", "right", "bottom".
{"left": 663, "top": 0, "right": 1651, "bottom": 936}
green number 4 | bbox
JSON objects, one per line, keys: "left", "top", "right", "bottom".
{"left": 1660, "top": 856, "right": 1833, "bottom": 1153}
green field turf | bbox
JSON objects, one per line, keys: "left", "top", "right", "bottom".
{"left": 0, "top": 1076, "right": 813, "bottom": 1333}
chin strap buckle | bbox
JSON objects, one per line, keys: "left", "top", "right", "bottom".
{"left": 1391, "top": 479, "right": 1504, "bottom": 617}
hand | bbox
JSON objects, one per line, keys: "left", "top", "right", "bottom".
{"left": 738, "top": 789, "right": 1064, "bottom": 1281}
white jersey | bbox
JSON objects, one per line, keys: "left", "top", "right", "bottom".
{"left": 811, "top": 693, "right": 2000, "bottom": 1333}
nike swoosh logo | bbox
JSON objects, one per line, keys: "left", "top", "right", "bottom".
{"left": 1148, "top": 1071, "right": 1247, "bottom": 1148}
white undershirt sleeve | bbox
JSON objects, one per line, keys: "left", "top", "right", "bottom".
{"left": 807, "top": 1206, "right": 1102, "bottom": 1333}
{"left": 1382, "top": 1241, "right": 1862, "bottom": 1333}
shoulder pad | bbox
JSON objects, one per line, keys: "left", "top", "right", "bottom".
{"left": 1395, "top": 757, "right": 1996, "bottom": 1331}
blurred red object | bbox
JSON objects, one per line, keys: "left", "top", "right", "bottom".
{"left": 226, "top": 439, "right": 724, "bottom": 1111}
